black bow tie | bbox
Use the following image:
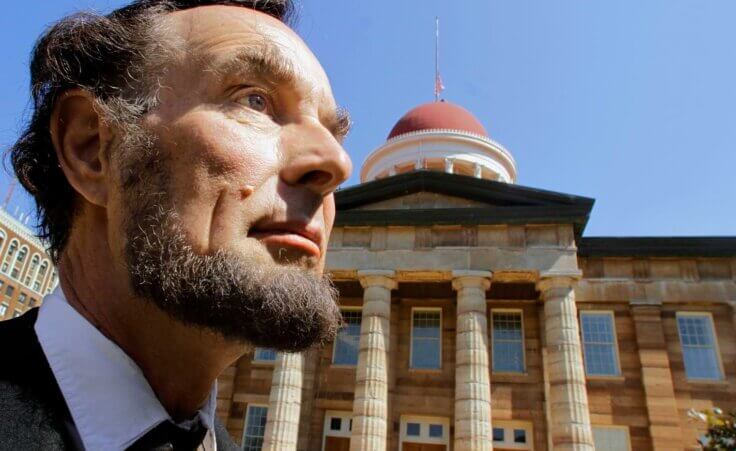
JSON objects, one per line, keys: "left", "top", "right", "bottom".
{"left": 126, "top": 420, "right": 208, "bottom": 451}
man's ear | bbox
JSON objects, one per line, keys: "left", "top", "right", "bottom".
{"left": 49, "top": 89, "right": 113, "bottom": 208}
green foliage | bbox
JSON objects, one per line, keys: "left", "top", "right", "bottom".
{"left": 688, "top": 408, "right": 736, "bottom": 450}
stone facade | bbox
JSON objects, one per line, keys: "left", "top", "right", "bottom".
{"left": 218, "top": 191, "right": 736, "bottom": 451}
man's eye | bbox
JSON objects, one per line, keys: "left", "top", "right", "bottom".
{"left": 237, "top": 92, "right": 269, "bottom": 113}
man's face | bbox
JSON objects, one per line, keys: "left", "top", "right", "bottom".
{"left": 110, "top": 5, "right": 352, "bottom": 350}
{"left": 143, "top": 5, "right": 352, "bottom": 272}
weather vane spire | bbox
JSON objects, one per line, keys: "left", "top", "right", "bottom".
{"left": 434, "top": 16, "right": 445, "bottom": 102}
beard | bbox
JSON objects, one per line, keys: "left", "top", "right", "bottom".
{"left": 117, "top": 128, "right": 341, "bottom": 352}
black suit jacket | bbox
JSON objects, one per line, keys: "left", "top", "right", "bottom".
{"left": 0, "top": 309, "right": 239, "bottom": 451}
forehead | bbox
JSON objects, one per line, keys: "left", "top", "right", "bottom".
{"left": 164, "top": 5, "right": 332, "bottom": 97}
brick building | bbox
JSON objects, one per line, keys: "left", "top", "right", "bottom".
{"left": 0, "top": 207, "right": 57, "bottom": 320}
{"left": 216, "top": 101, "right": 736, "bottom": 451}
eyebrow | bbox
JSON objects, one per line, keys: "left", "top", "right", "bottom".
{"left": 210, "top": 44, "right": 351, "bottom": 141}
{"left": 328, "top": 107, "right": 352, "bottom": 143}
{"left": 213, "top": 43, "right": 298, "bottom": 87}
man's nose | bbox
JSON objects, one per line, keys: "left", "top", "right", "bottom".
{"left": 280, "top": 121, "right": 352, "bottom": 196}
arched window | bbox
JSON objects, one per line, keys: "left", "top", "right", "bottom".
{"left": 46, "top": 270, "right": 58, "bottom": 294}
{"left": 1, "top": 240, "right": 19, "bottom": 274}
{"left": 0, "top": 229, "right": 7, "bottom": 257}
{"left": 24, "top": 254, "right": 40, "bottom": 286}
{"left": 10, "top": 246, "right": 29, "bottom": 279}
{"left": 34, "top": 260, "right": 49, "bottom": 292}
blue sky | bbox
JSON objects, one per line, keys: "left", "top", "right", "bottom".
{"left": 1, "top": 1, "right": 734, "bottom": 236}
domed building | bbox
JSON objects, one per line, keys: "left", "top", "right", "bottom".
{"left": 218, "top": 101, "right": 736, "bottom": 451}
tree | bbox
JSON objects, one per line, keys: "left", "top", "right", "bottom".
{"left": 688, "top": 408, "right": 736, "bottom": 450}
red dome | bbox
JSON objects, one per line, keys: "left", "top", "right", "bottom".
{"left": 387, "top": 101, "right": 488, "bottom": 139}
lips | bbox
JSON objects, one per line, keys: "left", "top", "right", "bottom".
{"left": 248, "top": 220, "right": 323, "bottom": 259}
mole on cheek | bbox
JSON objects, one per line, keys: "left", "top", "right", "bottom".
{"left": 240, "top": 185, "right": 255, "bottom": 200}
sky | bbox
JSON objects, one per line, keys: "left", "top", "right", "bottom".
{"left": 0, "top": 1, "right": 734, "bottom": 237}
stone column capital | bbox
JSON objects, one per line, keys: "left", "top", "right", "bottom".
{"left": 452, "top": 270, "right": 492, "bottom": 291}
{"left": 536, "top": 270, "right": 582, "bottom": 294}
{"left": 357, "top": 270, "right": 397, "bottom": 290}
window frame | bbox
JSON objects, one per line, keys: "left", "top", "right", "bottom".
{"left": 591, "top": 425, "right": 631, "bottom": 451}
{"left": 252, "top": 347, "right": 277, "bottom": 364}
{"left": 321, "top": 410, "right": 352, "bottom": 451}
{"left": 490, "top": 308, "right": 527, "bottom": 374}
{"left": 398, "top": 415, "right": 450, "bottom": 448}
{"left": 1, "top": 239, "right": 19, "bottom": 274}
{"left": 10, "top": 245, "right": 29, "bottom": 280}
{"left": 491, "top": 420, "right": 534, "bottom": 450}
{"left": 579, "top": 310, "right": 622, "bottom": 378}
{"left": 331, "top": 307, "right": 362, "bottom": 367}
{"left": 242, "top": 404, "right": 269, "bottom": 451}
{"left": 675, "top": 311, "right": 724, "bottom": 382}
{"left": 409, "top": 307, "right": 443, "bottom": 371}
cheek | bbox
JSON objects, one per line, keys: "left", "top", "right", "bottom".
{"left": 171, "top": 111, "right": 280, "bottom": 182}
{"left": 149, "top": 111, "right": 282, "bottom": 249}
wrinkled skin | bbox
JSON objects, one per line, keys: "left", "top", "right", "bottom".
{"left": 52, "top": 5, "right": 352, "bottom": 420}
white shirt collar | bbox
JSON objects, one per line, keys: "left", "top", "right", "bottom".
{"left": 35, "top": 286, "right": 217, "bottom": 451}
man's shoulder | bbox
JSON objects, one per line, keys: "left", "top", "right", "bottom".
{"left": 0, "top": 310, "right": 77, "bottom": 450}
{"left": 0, "top": 309, "right": 42, "bottom": 376}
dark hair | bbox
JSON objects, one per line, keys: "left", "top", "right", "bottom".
{"left": 9, "top": 0, "right": 295, "bottom": 262}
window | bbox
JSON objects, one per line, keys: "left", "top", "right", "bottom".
{"left": 2, "top": 240, "right": 18, "bottom": 273}
{"left": 399, "top": 416, "right": 449, "bottom": 449}
{"left": 491, "top": 421, "right": 533, "bottom": 450}
{"left": 0, "top": 303, "right": 7, "bottom": 317}
{"left": 253, "top": 347, "right": 277, "bottom": 362}
{"left": 410, "top": 309, "right": 441, "bottom": 369}
{"left": 428, "top": 424, "right": 443, "bottom": 438}
{"left": 34, "top": 261, "right": 48, "bottom": 292}
{"left": 329, "top": 417, "right": 342, "bottom": 431}
{"left": 24, "top": 255, "right": 40, "bottom": 285}
{"left": 332, "top": 309, "right": 361, "bottom": 365}
{"left": 29, "top": 298, "right": 36, "bottom": 308}
{"left": 493, "top": 428, "right": 504, "bottom": 442}
{"left": 592, "top": 426, "right": 631, "bottom": 451}
{"left": 323, "top": 411, "right": 352, "bottom": 449}
{"left": 5, "top": 285, "right": 14, "bottom": 297}
{"left": 12, "top": 310, "right": 22, "bottom": 318}
{"left": 18, "top": 293, "right": 26, "bottom": 304}
{"left": 580, "top": 312, "right": 620, "bottom": 377}
{"left": 492, "top": 310, "right": 525, "bottom": 373}
{"left": 677, "top": 313, "right": 723, "bottom": 380}
{"left": 242, "top": 405, "right": 268, "bottom": 451}
{"left": 10, "top": 246, "right": 28, "bottom": 279}
{"left": 47, "top": 270, "right": 58, "bottom": 293}
{"left": 406, "top": 423, "right": 420, "bottom": 436}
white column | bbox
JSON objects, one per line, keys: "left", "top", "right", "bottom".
{"left": 537, "top": 274, "right": 594, "bottom": 451}
{"left": 473, "top": 163, "right": 483, "bottom": 178}
{"left": 350, "top": 270, "right": 396, "bottom": 451}
{"left": 452, "top": 270, "right": 493, "bottom": 451}
{"left": 444, "top": 157, "right": 455, "bottom": 174}
{"left": 262, "top": 352, "right": 304, "bottom": 451}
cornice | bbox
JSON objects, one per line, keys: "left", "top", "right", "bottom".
{"left": 0, "top": 209, "right": 46, "bottom": 252}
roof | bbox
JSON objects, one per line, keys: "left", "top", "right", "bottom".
{"left": 335, "top": 170, "right": 595, "bottom": 237}
{"left": 387, "top": 101, "right": 489, "bottom": 139}
{"left": 578, "top": 237, "right": 736, "bottom": 258}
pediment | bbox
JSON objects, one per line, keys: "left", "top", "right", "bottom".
{"left": 353, "top": 191, "right": 491, "bottom": 210}
{"left": 337, "top": 170, "right": 593, "bottom": 210}
{"left": 335, "top": 170, "right": 596, "bottom": 236}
